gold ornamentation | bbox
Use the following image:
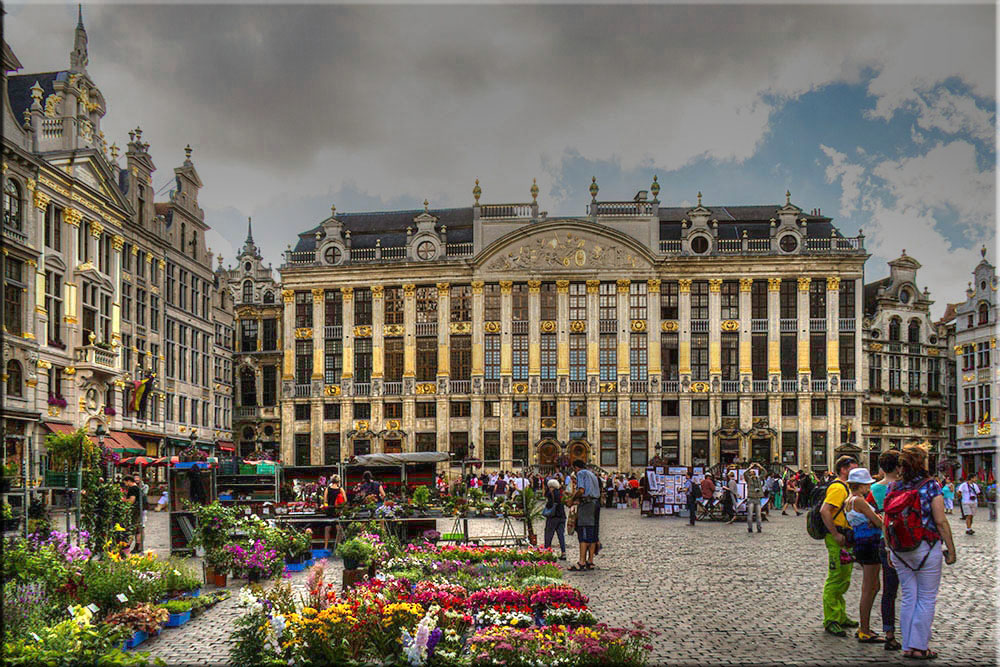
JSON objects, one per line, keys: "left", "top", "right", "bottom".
{"left": 111, "top": 235, "right": 125, "bottom": 251}
{"left": 599, "top": 382, "right": 616, "bottom": 393}
{"left": 415, "top": 382, "right": 436, "bottom": 395}
{"left": 927, "top": 348, "right": 940, "bottom": 356}
{"left": 312, "top": 288, "right": 324, "bottom": 302}
{"left": 145, "top": 252, "right": 153, "bottom": 263}
{"left": 556, "top": 280, "right": 570, "bottom": 293}
{"left": 647, "top": 279, "right": 661, "bottom": 293}
{"left": 385, "top": 419, "right": 401, "bottom": 431}
{"left": 157, "top": 259, "right": 166, "bottom": 269}
{"left": 631, "top": 319, "right": 646, "bottom": 332}
{"left": 827, "top": 276, "right": 841, "bottom": 290}
{"left": 63, "top": 208, "right": 83, "bottom": 227}
{"left": 486, "top": 231, "right": 641, "bottom": 271}
{"left": 708, "top": 279, "right": 723, "bottom": 293}
{"left": 37, "top": 359, "right": 52, "bottom": 369}
{"left": 721, "top": 320, "right": 739, "bottom": 331}
{"left": 384, "top": 324, "right": 404, "bottom": 336}
{"left": 26, "top": 379, "right": 37, "bottom": 387}
{"left": 22, "top": 332, "right": 35, "bottom": 340}
{"left": 678, "top": 279, "right": 691, "bottom": 293}
{"left": 513, "top": 382, "right": 528, "bottom": 394}
{"left": 437, "top": 282, "right": 450, "bottom": 297}
{"left": 324, "top": 384, "right": 341, "bottom": 397}
{"left": 570, "top": 320, "right": 586, "bottom": 333}
{"left": 355, "top": 420, "right": 370, "bottom": 431}
{"left": 540, "top": 320, "right": 556, "bottom": 333}
{"left": 341, "top": 287, "right": 354, "bottom": 301}
{"left": 403, "top": 284, "right": 416, "bottom": 297}
{"left": 691, "top": 381, "right": 710, "bottom": 393}
{"left": 662, "top": 320, "right": 679, "bottom": 332}
{"left": 89, "top": 220, "right": 104, "bottom": 238}
{"left": 541, "top": 418, "right": 556, "bottom": 429}
{"left": 870, "top": 343, "right": 883, "bottom": 351}
{"left": 499, "top": 281, "right": 513, "bottom": 295}
{"left": 33, "top": 189, "right": 50, "bottom": 210}
{"left": 294, "top": 328, "right": 313, "bottom": 339}
{"left": 739, "top": 278, "right": 753, "bottom": 292}
{"left": 26, "top": 258, "right": 37, "bottom": 267}
{"left": 450, "top": 322, "right": 471, "bottom": 334}
{"left": 798, "top": 277, "right": 811, "bottom": 291}
{"left": 991, "top": 337, "right": 996, "bottom": 349}
{"left": 484, "top": 321, "right": 501, "bottom": 334}
{"left": 617, "top": 279, "right": 631, "bottom": 293}
{"left": 527, "top": 280, "right": 541, "bottom": 293}
{"left": 954, "top": 344, "right": 965, "bottom": 354}
{"left": 370, "top": 286, "right": 384, "bottom": 299}
{"left": 354, "top": 325, "right": 372, "bottom": 337}
{"left": 768, "top": 278, "right": 782, "bottom": 292}
{"left": 586, "top": 280, "right": 600, "bottom": 294}
{"left": 130, "top": 246, "right": 139, "bottom": 256}
{"left": 963, "top": 374, "right": 974, "bottom": 382}
{"left": 282, "top": 289, "right": 295, "bottom": 303}
{"left": 471, "top": 281, "right": 484, "bottom": 294}
{"left": 64, "top": 366, "right": 76, "bottom": 376}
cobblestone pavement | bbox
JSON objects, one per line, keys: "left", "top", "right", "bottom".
{"left": 132, "top": 509, "right": 997, "bottom": 666}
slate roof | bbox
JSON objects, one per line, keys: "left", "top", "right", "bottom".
{"left": 863, "top": 277, "right": 892, "bottom": 316}
{"left": 293, "top": 207, "right": 474, "bottom": 252}
{"left": 7, "top": 71, "right": 67, "bottom": 120}
{"left": 658, "top": 205, "right": 836, "bottom": 240}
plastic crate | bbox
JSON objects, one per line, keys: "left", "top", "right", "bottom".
{"left": 219, "top": 461, "right": 239, "bottom": 475}
{"left": 165, "top": 611, "right": 191, "bottom": 627}
{"left": 239, "top": 464, "right": 256, "bottom": 475}
{"left": 256, "top": 463, "right": 276, "bottom": 474}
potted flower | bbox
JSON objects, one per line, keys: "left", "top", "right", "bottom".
{"left": 2, "top": 502, "right": 18, "bottom": 531}
{"left": 336, "top": 536, "right": 374, "bottom": 571}
{"left": 421, "top": 529, "right": 440, "bottom": 545}
{"left": 104, "top": 603, "right": 169, "bottom": 648}
{"left": 161, "top": 599, "right": 194, "bottom": 627}
{"left": 225, "top": 539, "right": 283, "bottom": 583}
{"left": 516, "top": 487, "right": 543, "bottom": 545}
{"left": 47, "top": 395, "right": 68, "bottom": 408}
{"left": 282, "top": 526, "right": 313, "bottom": 570}
{"left": 103, "top": 406, "right": 117, "bottom": 416}
{"left": 412, "top": 485, "right": 431, "bottom": 516}
{"left": 205, "top": 547, "right": 232, "bottom": 588}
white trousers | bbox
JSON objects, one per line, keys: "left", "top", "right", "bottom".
{"left": 890, "top": 541, "right": 942, "bottom": 652}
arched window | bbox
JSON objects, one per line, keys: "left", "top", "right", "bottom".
{"left": 979, "top": 302, "right": 989, "bottom": 325}
{"left": 888, "top": 318, "right": 901, "bottom": 341}
{"left": 180, "top": 222, "right": 186, "bottom": 252}
{"left": 242, "top": 280, "right": 253, "bottom": 303}
{"left": 262, "top": 291, "right": 274, "bottom": 304}
{"left": 3, "top": 179, "right": 22, "bottom": 230}
{"left": 907, "top": 319, "right": 921, "bottom": 344}
{"left": 5, "top": 360, "right": 22, "bottom": 398}
{"left": 240, "top": 367, "right": 257, "bottom": 407}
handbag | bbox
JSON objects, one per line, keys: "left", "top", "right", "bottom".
{"left": 542, "top": 504, "right": 556, "bottom": 518}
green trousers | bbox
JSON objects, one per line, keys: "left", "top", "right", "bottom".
{"left": 823, "top": 533, "right": 853, "bottom": 626}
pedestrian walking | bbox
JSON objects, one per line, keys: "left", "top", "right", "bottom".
{"left": 869, "top": 449, "right": 902, "bottom": 651}
{"left": 543, "top": 479, "right": 567, "bottom": 560}
{"left": 627, "top": 474, "right": 640, "bottom": 509}
{"left": 819, "top": 455, "right": 859, "bottom": 637}
{"left": 957, "top": 477, "right": 981, "bottom": 534}
{"left": 604, "top": 474, "right": 615, "bottom": 508}
{"left": 744, "top": 464, "right": 764, "bottom": 533}
{"left": 782, "top": 473, "right": 802, "bottom": 516}
{"left": 684, "top": 471, "right": 698, "bottom": 526}
{"left": 724, "top": 471, "right": 738, "bottom": 523}
{"left": 568, "top": 460, "right": 600, "bottom": 571}
{"left": 941, "top": 479, "right": 954, "bottom": 514}
{"left": 615, "top": 475, "right": 627, "bottom": 509}
{"left": 844, "top": 468, "right": 884, "bottom": 644}
{"left": 885, "top": 443, "right": 957, "bottom": 660}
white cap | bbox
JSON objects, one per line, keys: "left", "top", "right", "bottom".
{"left": 848, "top": 468, "right": 875, "bottom": 485}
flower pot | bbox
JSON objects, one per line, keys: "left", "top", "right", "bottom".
{"left": 342, "top": 557, "right": 359, "bottom": 571}
{"left": 311, "top": 548, "right": 331, "bottom": 560}
{"left": 284, "top": 561, "right": 307, "bottom": 572}
{"left": 528, "top": 533, "right": 538, "bottom": 546}
{"left": 248, "top": 572, "right": 262, "bottom": 584}
{"left": 164, "top": 611, "right": 191, "bottom": 627}
{"left": 183, "top": 588, "right": 201, "bottom": 598}
{"left": 342, "top": 567, "right": 367, "bottom": 591}
{"left": 212, "top": 573, "right": 227, "bottom": 588}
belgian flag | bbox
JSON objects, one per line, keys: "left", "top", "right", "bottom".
{"left": 130, "top": 374, "right": 154, "bottom": 417}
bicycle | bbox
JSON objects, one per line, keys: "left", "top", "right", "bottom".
{"left": 695, "top": 494, "right": 726, "bottom": 521}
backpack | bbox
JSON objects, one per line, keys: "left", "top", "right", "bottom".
{"left": 805, "top": 480, "right": 847, "bottom": 540}
{"left": 884, "top": 479, "right": 938, "bottom": 555}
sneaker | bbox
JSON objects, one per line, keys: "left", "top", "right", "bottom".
{"left": 825, "top": 622, "right": 846, "bottom": 637}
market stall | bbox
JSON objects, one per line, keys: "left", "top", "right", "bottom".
{"left": 166, "top": 460, "right": 217, "bottom": 555}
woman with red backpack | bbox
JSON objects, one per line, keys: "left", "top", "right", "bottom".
{"left": 884, "top": 443, "right": 957, "bottom": 661}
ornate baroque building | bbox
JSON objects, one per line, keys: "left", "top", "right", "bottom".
{"left": 220, "top": 221, "right": 282, "bottom": 458}
{"left": 940, "top": 247, "right": 997, "bottom": 478}
{"left": 860, "top": 252, "right": 949, "bottom": 471}
{"left": 1, "top": 14, "right": 233, "bottom": 476}
{"left": 277, "top": 182, "right": 868, "bottom": 473}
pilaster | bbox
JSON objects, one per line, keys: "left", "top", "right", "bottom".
{"left": 678, "top": 279, "right": 691, "bottom": 376}
{"left": 403, "top": 284, "right": 416, "bottom": 378}
{"left": 500, "top": 281, "right": 513, "bottom": 376}
{"left": 767, "top": 278, "right": 780, "bottom": 376}
{"left": 556, "top": 280, "right": 569, "bottom": 379}
{"left": 528, "top": 280, "right": 541, "bottom": 378}
{"left": 647, "top": 280, "right": 661, "bottom": 378}
{"left": 826, "top": 277, "right": 840, "bottom": 376}
{"left": 738, "top": 278, "right": 752, "bottom": 377}
{"left": 281, "top": 290, "right": 295, "bottom": 380}
{"left": 436, "top": 283, "right": 450, "bottom": 378}
{"left": 311, "top": 288, "right": 323, "bottom": 380}
{"left": 708, "top": 279, "right": 722, "bottom": 377}
{"left": 616, "top": 280, "right": 630, "bottom": 381}
{"left": 797, "top": 277, "right": 810, "bottom": 374}
{"left": 341, "top": 287, "right": 354, "bottom": 382}
{"left": 471, "top": 281, "right": 484, "bottom": 379}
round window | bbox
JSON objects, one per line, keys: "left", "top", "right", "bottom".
{"left": 981, "top": 280, "right": 987, "bottom": 290}
{"left": 929, "top": 334, "right": 937, "bottom": 344}
{"left": 263, "top": 426, "right": 274, "bottom": 437}
{"left": 416, "top": 240, "right": 436, "bottom": 260}
{"left": 242, "top": 426, "right": 255, "bottom": 439}
{"left": 871, "top": 329, "right": 880, "bottom": 339}
{"left": 899, "top": 289, "right": 910, "bottom": 304}
{"left": 690, "top": 235, "right": 710, "bottom": 254}
{"left": 779, "top": 234, "right": 798, "bottom": 253}
{"left": 243, "top": 262, "right": 251, "bottom": 273}
{"left": 324, "top": 245, "right": 343, "bottom": 265}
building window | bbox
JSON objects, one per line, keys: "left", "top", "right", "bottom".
{"left": 629, "top": 281, "right": 647, "bottom": 320}
{"left": 325, "top": 340, "right": 343, "bottom": 383}
{"left": 782, "top": 432, "right": 798, "bottom": 466}
{"left": 355, "top": 338, "right": 372, "bottom": 384}
{"left": 721, "top": 333, "right": 738, "bottom": 381}
{"left": 692, "top": 432, "right": 709, "bottom": 466}
{"left": 598, "top": 282, "right": 616, "bottom": 322}
{"left": 751, "top": 334, "right": 767, "bottom": 381}
{"left": 484, "top": 284, "right": 501, "bottom": 321}
{"left": 908, "top": 357, "right": 921, "bottom": 393}
{"left": 261, "top": 319, "right": 277, "bottom": 350}
{"left": 295, "top": 340, "right": 312, "bottom": 384}
{"left": 691, "top": 281, "right": 709, "bottom": 320}
{"left": 839, "top": 279, "right": 855, "bottom": 319}
{"left": 569, "top": 282, "right": 587, "bottom": 321}
{"left": 6, "top": 360, "right": 22, "bottom": 397}
{"left": 719, "top": 399, "right": 737, "bottom": 417}
{"left": 599, "top": 334, "right": 616, "bottom": 382}
{"left": 979, "top": 384, "right": 991, "bottom": 423}
{"left": 295, "top": 403, "right": 312, "bottom": 422}
{"left": 869, "top": 406, "right": 883, "bottom": 423}
{"left": 629, "top": 334, "right": 647, "bottom": 382}
{"left": 808, "top": 280, "right": 826, "bottom": 319}
{"left": 384, "top": 287, "right": 403, "bottom": 325}
{"left": 511, "top": 284, "right": 528, "bottom": 321}
{"left": 240, "top": 319, "right": 258, "bottom": 352}
{"left": 811, "top": 432, "right": 828, "bottom": 471}
{"left": 416, "top": 337, "right": 437, "bottom": 381}
{"left": 354, "top": 402, "right": 371, "bottom": 419}
{"left": 978, "top": 345, "right": 991, "bottom": 369}
{"left": 324, "top": 433, "right": 340, "bottom": 464}
{"left": 780, "top": 280, "right": 797, "bottom": 319}
{"left": 384, "top": 402, "right": 402, "bottom": 419}
{"left": 781, "top": 398, "right": 797, "bottom": 416}
{"left": 569, "top": 334, "right": 586, "bottom": 381}
{"left": 926, "top": 357, "right": 940, "bottom": 394}
{"left": 570, "top": 400, "right": 587, "bottom": 416}
{"left": 484, "top": 335, "right": 500, "bottom": 380}
{"left": 4, "top": 259, "right": 24, "bottom": 335}
{"left": 450, "top": 401, "right": 471, "bottom": 418}
{"left": 451, "top": 336, "right": 472, "bottom": 380}
{"left": 691, "top": 333, "right": 709, "bottom": 381}
{"left": 600, "top": 399, "right": 617, "bottom": 417}
{"left": 600, "top": 431, "right": 617, "bottom": 467}
{"left": 295, "top": 291, "right": 312, "bottom": 327}
{"left": 150, "top": 295, "right": 160, "bottom": 333}
{"left": 662, "top": 333, "right": 679, "bottom": 381}
{"left": 540, "top": 334, "right": 557, "bottom": 380}
{"left": 445, "top": 284, "right": 470, "bottom": 322}
{"left": 810, "top": 333, "right": 826, "bottom": 379}
{"left": 630, "top": 431, "right": 648, "bottom": 467}
{"left": 512, "top": 335, "right": 529, "bottom": 381}
{"left": 721, "top": 281, "right": 739, "bottom": 320}
{"left": 323, "top": 402, "right": 340, "bottom": 420}
{"left": 979, "top": 302, "right": 989, "bottom": 325}
{"left": 385, "top": 338, "right": 403, "bottom": 382}
{"left": 539, "top": 400, "right": 556, "bottom": 418}
{"left": 416, "top": 286, "right": 437, "bottom": 323}
{"left": 415, "top": 433, "right": 436, "bottom": 452}
{"left": 780, "top": 334, "right": 796, "bottom": 379}
{"left": 692, "top": 399, "right": 709, "bottom": 417}
{"left": 660, "top": 281, "right": 678, "bottom": 320}
{"left": 416, "top": 402, "right": 436, "bottom": 418}
{"left": 888, "top": 355, "right": 901, "bottom": 391}
{"left": 242, "top": 280, "right": 253, "bottom": 303}
{"left": 354, "top": 288, "right": 372, "bottom": 326}
{"left": 811, "top": 398, "right": 827, "bottom": 417}
{"left": 630, "top": 400, "right": 648, "bottom": 417}
{"left": 45, "top": 271, "right": 63, "bottom": 345}
{"left": 908, "top": 319, "right": 921, "bottom": 343}
{"left": 484, "top": 432, "right": 500, "bottom": 462}
{"left": 325, "top": 290, "right": 343, "bottom": 326}
{"left": 751, "top": 280, "right": 767, "bottom": 319}
{"left": 888, "top": 318, "right": 901, "bottom": 342}
{"left": 261, "top": 366, "right": 276, "bottom": 406}
{"left": 753, "top": 398, "right": 768, "bottom": 417}
{"left": 512, "top": 400, "right": 529, "bottom": 417}
{"left": 841, "top": 398, "right": 856, "bottom": 417}
{"left": 662, "top": 399, "right": 679, "bottom": 416}
{"left": 662, "top": 432, "right": 680, "bottom": 464}
{"left": 44, "top": 203, "right": 62, "bottom": 251}
{"left": 240, "top": 368, "right": 256, "bottom": 407}
{"left": 513, "top": 432, "right": 529, "bottom": 467}
{"left": 3, "top": 179, "right": 22, "bottom": 229}
{"left": 962, "top": 345, "right": 974, "bottom": 371}
{"left": 540, "top": 283, "right": 557, "bottom": 321}
{"left": 294, "top": 434, "right": 311, "bottom": 466}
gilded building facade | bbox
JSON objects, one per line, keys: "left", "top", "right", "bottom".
{"left": 1, "top": 14, "right": 232, "bottom": 476}
{"left": 278, "top": 183, "right": 868, "bottom": 473}
{"left": 860, "top": 252, "right": 949, "bottom": 471}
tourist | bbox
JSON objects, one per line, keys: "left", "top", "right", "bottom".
{"left": 744, "top": 464, "right": 764, "bottom": 533}
{"left": 356, "top": 470, "right": 386, "bottom": 501}
{"left": 615, "top": 475, "right": 627, "bottom": 508}
{"left": 869, "top": 449, "right": 901, "bottom": 651}
{"left": 569, "top": 459, "right": 600, "bottom": 571}
{"left": 887, "top": 443, "right": 957, "bottom": 660}
{"left": 494, "top": 473, "right": 507, "bottom": 499}
{"left": 724, "top": 471, "right": 738, "bottom": 523}
{"left": 957, "top": 476, "right": 981, "bottom": 535}
{"left": 543, "top": 479, "right": 567, "bottom": 560}
{"left": 604, "top": 474, "right": 615, "bottom": 508}
{"left": 700, "top": 473, "right": 715, "bottom": 517}
{"left": 323, "top": 475, "right": 346, "bottom": 551}
{"left": 684, "top": 471, "right": 698, "bottom": 526}
{"left": 940, "top": 478, "right": 954, "bottom": 514}
{"left": 627, "top": 474, "right": 640, "bottom": 509}
{"left": 782, "top": 473, "right": 802, "bottom": 516}
{"left": 123, "top": 475, "right": 143, "bottom": 553}
{"left": 819, "top": 455, "right": 859, "bottom": 637}
{"left": 844, "top": 467, "right": 884, "bottom": 643}
{"left": 800, "top": 469, "right": 816, "bottom": 508}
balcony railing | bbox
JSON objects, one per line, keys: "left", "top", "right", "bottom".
{"left": 662, "top": 380, "right": 679, "bottom": 393}
{"left": 540, "top": 379, "right": 557, "bottom": 394}
{"left": 450, "top": 380, "right": 471, "bottom": 394}
{"left": 294, "top": 384, "right": 311, "bottom": 397}
{"left": 810, "top": 318, "right": 827, "bottom": 332}
{"left": 659, "top": 240, "right": 682, "bottom": 253}
{"left": 717, "top": 239, "right": 741, "bottom": 254}
{"left": 415, "top": 322, "right": 437, "bottom": 336}
{"left": 484, "top": 380, "right": 501, "bottom": 395}
{"left": 236, "top": 406, "right": 257, "bottom": 418}
{"left": 752, "top": 380, "right": 769, "bottom": 393}
{"left": 812, "top": 379, "right": 827, "bottom": 392}
{"left": 751, "top": 319, "right": 768, "bottom": 333}
{"left": 75, "top": 344, "right": 118, "bottom": 372}
{"left": 599, "top": 320, "right": 616, "bottom": 334}
{"left": 569, "top": 380, "right": 588, "bottom": 394}
{"left": 354, "top": 383, "right": 370, "bottom": 397}
{"left": 480, "top": 203, "right": 533, "bottom": 219}
{"left": 446, "top": 242, "right": 474, "bottom": 257}
{"left": 691, "top": 320, "right": 709, "bottom": 333}
{"left": 631, "top": 380, "right": 649, "bottom": 393}
{"left": 721, "top": 380, "right": 740, "bottom": 393}
{"left": 779, "top": 318, "right": 797, "bottom": 333}
{"left": 512, "top": 320, "right": 529, "bottom": 334}
{"left": 839, "top": 318, "right": 855, "bottom": 332}
{"left": 596, "top": 201, "right": 654, "bottom": 216}
{"left": 324, "top": 325, "right": 342, "bottom": 339}
{"left": 747, "top": 238, "right": 771, "bottom": 253}
{"left": 382, "top": 246, "right": 406, "bottom": 260}
{"left": 286, "top": 250, "right": 315, "bottom": 265}
{"left": 380, "top": 381, "right": 400, "bottom": 396}
{"left": 781, "top": 379, "right": 798, "bottom": 392}
{"left": 654, "top": 235, "right": 863, "bottom": 257}
{"left": 351, "top": 248, "right": 376, "bottom": 262}
{"left": 3, "top": 225, "right": 27, "bottom": 245}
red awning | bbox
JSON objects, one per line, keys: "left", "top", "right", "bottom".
{"left": 43, "top": 423, "right": 98, "bottom": 445}
{"left": 217, "top": 441, "right": 235, "bottom": 452}
{"left": 107, "top": 431, "right": 145, "bottom": 455}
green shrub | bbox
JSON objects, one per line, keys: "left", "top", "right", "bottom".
{"left": 162, "top": 599, "right": 193, "bottom": 614}
{"left": 335, "top": 537, "right": 374, "bottom": 566}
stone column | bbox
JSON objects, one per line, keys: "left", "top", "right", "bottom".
{"left": 556, "top": 280, "right": 570, "bottom": 382}
{"left": 585, "top": 280, "right": 600, "bottom": 445}
{"left": 797, "top": 277, "right": 811, "bottom": 378}
{"left": 767, "top": 278, "right": 781, "bottom": 379}
{"left": 63, "top": 209, "right": 82, "bottom": 337}
{"left": 436, "top": 283, "right": 450, "bottom": 382}
{"left": 679, "top": 396, "right": 692, "bottom": 465}
{"left": 402, "top": 284, "right": 417, "bottom": 451}
{"left": 798, "top": 395, "right": 812, "bottom": 470}
{"left": 708, "top": 279, "right": 722, "bottom": 383}
{"left": 648, "top": 280, "right": 662, "bottom": 459}
{"left": 678, "top": 279, "right": 691, "bottom": 377}
{"left": 528, "top": 280, "right": 541, "bottom": 386}
{"left": 310, "top": 288, "right": 324, "bottom": 463}
{"left": 471, "top": 281, "right": 484, "bottom": 385}
{"left": 372, "top": 286, "right": 385, "bottom": 384}
{"left": 281, "top": 290, "right": 295, "bottom": 381}
{"left": 738, "top": 278, "right": 752, "bottom": 380}
{"left": 32, "top": 189, "right": 50, "bottom": 343}
{"left": 500, "top": 281, "right": 513, "bottom": 381}
{"left": 341, "top": 287, "right": 354, "bottom": 392}
{"left": 616, "top": 280, "right": 631, "bottom": 467}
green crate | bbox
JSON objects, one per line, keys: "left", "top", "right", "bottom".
{"left": 239, "top": 464, "right": 256, "bottom": 475}
{"left": 220, "top": 461, "right": 239, "bottom": 475}
{"left": 256, "top": 463, "right": 276, "bottom": 474}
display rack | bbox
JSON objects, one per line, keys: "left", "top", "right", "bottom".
{"left": 167, "top": 462, "right": 217, "bottom": 555}
{"left": 216, "top": 461, "right": 280, "bottom": 519}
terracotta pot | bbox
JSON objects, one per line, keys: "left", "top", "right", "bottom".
{"left": 212, "top": 573, "right": 227, "bottom": 588}
{"left": 528, "top": 533, "right": 538, "bottom": 546}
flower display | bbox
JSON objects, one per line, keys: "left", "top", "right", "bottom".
{"left": 224, "top": 539, "right": 283, "bottom": 580}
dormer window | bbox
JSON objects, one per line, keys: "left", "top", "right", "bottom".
{"left": 324, "top": 245, "right": 343, "bottom": 265}
{"left": 888, "top": 317, "right": 901, "bottom": 342}
{"left": 416, "top": 240, "right": 436, "bottom": 260}
{"left": 263, "top": 291, "right": 274, "bottom": 304}
{"left": 689, "top": 235, "right": 710, "bottom": 255}
{"left": 979, "top": 302, "right": 989, "bottom": 325}
{"left": 244, "top": 262, "right": 252, "bottom": 273}
{"left": 778, "top": 234, "right": 798, "bottom": 253}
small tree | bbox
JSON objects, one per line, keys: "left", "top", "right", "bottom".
{"left": 44, "top": 429, "right": 101, "bottom": 471}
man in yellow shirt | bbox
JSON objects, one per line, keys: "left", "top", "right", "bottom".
{"left": 819, "top": 455, "right": 859, "bottom": 636}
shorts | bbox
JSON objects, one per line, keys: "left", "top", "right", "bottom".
{"left": 962, "top": 502, "right": 977, "bottom": 517}
{"left": 852, "top": 539, "right": 880, "bottom": 565}
{"left": 577, "top": 525, "right": 597, "bottom": 543}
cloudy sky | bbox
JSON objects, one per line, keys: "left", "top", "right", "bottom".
{"left": 6, "top": 2, "right": 996, "bottom": 317}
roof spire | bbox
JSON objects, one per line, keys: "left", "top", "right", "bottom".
{"left": 246, "top": 217, "right": 254, "bottom": 244}
{"left": 70, "top": 4, "right": 89, "bottom": 73}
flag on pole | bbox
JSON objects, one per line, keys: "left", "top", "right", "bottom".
{"left": 130, "top": 375, "right": 154, "bottom": 417}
